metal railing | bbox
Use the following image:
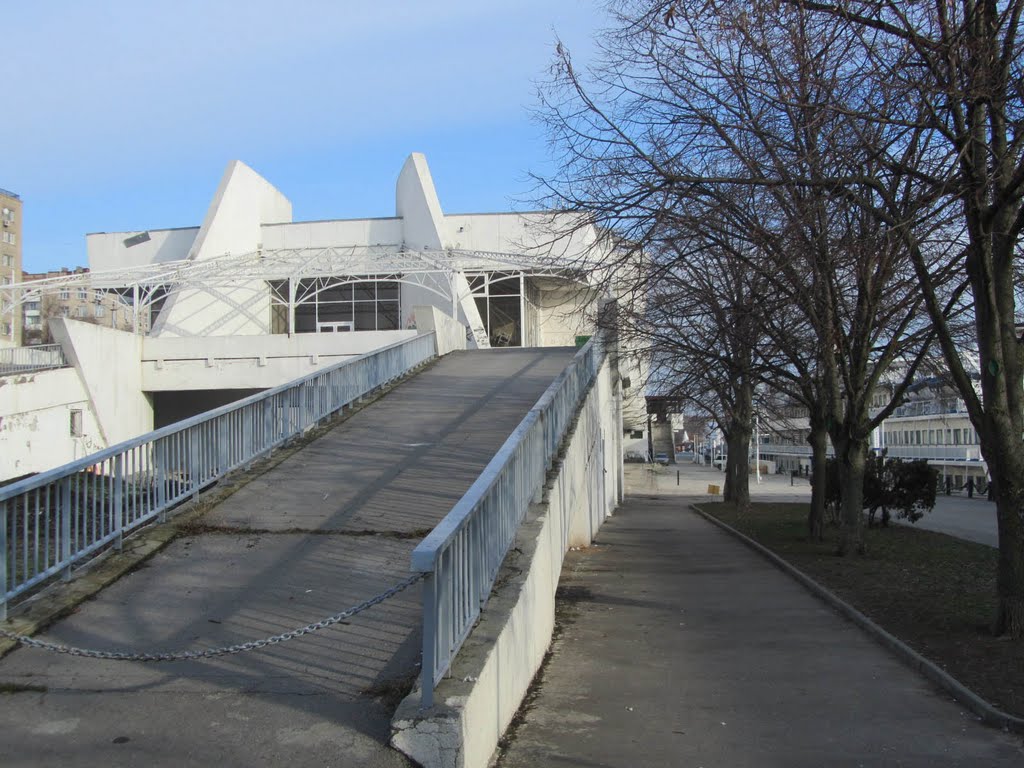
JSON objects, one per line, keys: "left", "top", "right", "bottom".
{"left": 758, "top": 443, "right": 835, "bottom": 458}
{"left": 882, "top": 445, "right": 985, "bottom": 462}
{"left": 891, "top": 398, "right": 968, "bottom": 418}
{"left": 0, "top": 344, "right": 68, "bottom": 377}
{"left": 0, "top": 333, "right": 438, "bottom": 618}
{"left": 411, "top": 336, "right": 604, "bottom": 707}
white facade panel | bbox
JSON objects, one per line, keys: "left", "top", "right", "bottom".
{"left": 0, "top": 367, "right": 105, "bottom": 481}
{"left": 87, "top": 228, "right": 200, "bottom": 275}
{"left": 261, "top": 219, "right": 403, "bottom": 250}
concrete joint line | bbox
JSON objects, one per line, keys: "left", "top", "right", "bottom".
{"left": 690, "top": 505, "right": 1024, "bottom": 735}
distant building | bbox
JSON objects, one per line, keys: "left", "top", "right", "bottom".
{"left": 20, "top": 267, "right": 146, "bottom": 344}
{"left": 758, "top": 382, "right": 988, "bottom": 489}
{"left": 0, "top": 188, "right": 22, "bottom": 348}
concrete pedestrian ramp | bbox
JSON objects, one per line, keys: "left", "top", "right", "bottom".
{"left": 0, "top": 348, "right": 576, "bottom": 768}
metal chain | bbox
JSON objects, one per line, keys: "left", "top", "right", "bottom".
{"left": 0, "top": 572, "right": 424, "bottom": 662}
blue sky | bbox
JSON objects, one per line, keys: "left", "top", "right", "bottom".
{"left": 3, "top": 1, "right": 602, "bottom": 273}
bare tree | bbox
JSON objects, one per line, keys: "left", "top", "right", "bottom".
{"left": 537, "top": 0, "right": 947, "bottom": 554}
{"left": 772, "top": 0, "right": 1024, "bottom": 636}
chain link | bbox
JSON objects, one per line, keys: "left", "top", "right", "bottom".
{"left": 0, "top": 572, "right": 424, "bottom": 662}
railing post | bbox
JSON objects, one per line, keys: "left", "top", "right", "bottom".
{"left": 189, "top": 428, "right": 201, "bottom": 500}
{"left": 61, "top": 475, "right": 73, "bottom": 579}
{"left": 262, "top": 398, "right": 273, "bottom": 454}
{"left": 242, "top": 408, "right": 254, "bottom": 468}
{"left": 155, "top": 440, "right": 168, "bottom": 523}
{"left": 113, "top": 454, "right": 124, "bottom": 551}
{"left": 1, "top": 500, "right": 8, "bottom": 621}
{"left": 217, "top": 417, "right": 230, "bottom": 477}
{"left": 420, "top": 571, "right": 437, "bottom": 709}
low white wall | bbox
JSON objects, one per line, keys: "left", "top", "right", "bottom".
{"left": 0, "top": 367, "right": 105, "bottom": 480}
{"left": 141, "top": 330, "right": 415, "bottom": 390}
{"left": 52, "top": 319, "right": 151, "bottom": 447}
{"left": 391, "top": 355, "right": 619, "bottom": 768}
{"left": 413, "top": 306, "right": 467, "bottom": 357}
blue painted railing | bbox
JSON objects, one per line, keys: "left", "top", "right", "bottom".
{"left": 0, "top": 334, "right": 437, "bottom": 619}
{"left": 411, "top": 335, "right": 605, "bottom": 706}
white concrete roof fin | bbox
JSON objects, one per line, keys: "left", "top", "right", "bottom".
{"left": 150, "top": 160, "right": 293, "bottom": 337}
{"left": 396, "top": 153, "right": 448, "bottom": 251}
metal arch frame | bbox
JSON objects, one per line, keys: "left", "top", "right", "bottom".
{"left": 0, "top": 245, "right": 593, "bottom": 335}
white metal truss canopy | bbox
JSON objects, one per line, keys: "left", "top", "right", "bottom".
{"left": 0, "top": 245, "right": 595, "bottom": 332}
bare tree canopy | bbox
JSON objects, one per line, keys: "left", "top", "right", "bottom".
{"left": 537, "top": 0, "right": 1024, "bottom": 637}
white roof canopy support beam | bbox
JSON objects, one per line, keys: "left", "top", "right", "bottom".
{"left": 0, "top": 246, "right": 594, "bottom": 336}
{"left": 451, "top": 271, "right": 490, "bottom": 349}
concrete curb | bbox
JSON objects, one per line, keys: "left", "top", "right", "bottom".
{"left": 691, "top": 504, "right": 1024, "bottom": 735}
{"left": 0, "top": 360, "right": 435, "bottom": 658}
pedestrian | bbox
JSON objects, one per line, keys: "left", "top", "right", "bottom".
{"left": 944, "top": 475, "right": 952, "bottom": 496}
{"left": 987, "top": 474, "right": 995, "bottom": 502}
{"left": 962, "top": 476, "right": 975, "bottom": 499}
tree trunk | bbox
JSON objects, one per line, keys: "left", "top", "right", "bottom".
{"left": 836, "top": 438, "right": 868, "bottom": 556}
{"left": 725, "top": 430, "right": 751, "bottom": 509}
{"left": 807, "top": 420, "right": 828, "bottom": 541}
{"left": 986, "top": 446, "right": 1024, "bottom": 637}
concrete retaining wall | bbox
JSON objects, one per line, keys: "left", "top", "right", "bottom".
{"left": 414, "top": 306, "right": 468, "bottom": 357}
{"left": 391, "top": 355, "right": 619, "bottom": 768}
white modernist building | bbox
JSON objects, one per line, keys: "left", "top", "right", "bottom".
{"left": 0, "top": 154, "right": 646, "bottom": 481}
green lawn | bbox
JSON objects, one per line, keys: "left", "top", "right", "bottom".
{"left": 702, "top": 502, "right": 1022, "bottom": 719}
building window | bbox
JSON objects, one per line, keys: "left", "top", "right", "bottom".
{"left": 75, "top": 305, "right": 88, "bottom": 318}
{"left": 1, "top": 323, "right": 10, "bottom": 337}
{"left": 287, "top": 276, "right": 401, "bottom": 334}
{"left": 59, "top": 305, "right": 69, "bottom": 316}
{"left": 1, "top": 254, "right": 12, "bottom": 267}
{"left": 59, "top": 289, "right": 70, "bottom": 300}
{"left": 94, "top": 305, "right": 105, "bottom": 318}
{"left": 77, "top": 288, "right": 88, "bottom": 300}
{"left": 70, "top": 409, "right": 84, "bottom": 437}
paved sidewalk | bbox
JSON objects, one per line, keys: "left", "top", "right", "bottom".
{"left": 0, "top": 348, "right": 576, "bottom": 768}
{"left": 497, "top": 466, "right": 1024, "bottom": 767}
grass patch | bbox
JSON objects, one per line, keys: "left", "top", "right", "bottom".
{"left": 0, "top": 682, "right": 47, "bottom": 694}
{"left": 703, "top": 501, "right": 1022, "bottom": 718}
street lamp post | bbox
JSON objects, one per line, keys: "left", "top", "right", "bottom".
{"left": 755, "top": 414, "right": 761, "bottom": 484}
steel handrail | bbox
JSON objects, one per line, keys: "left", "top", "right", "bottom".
{"left": 411, "top": 336, "right": 604, "bottom": 706}
{"left": 0, "top": 344, "right": 68, "bottom": 377}
{"left": 1, "top": 333, "right": 438, "bottom": 618}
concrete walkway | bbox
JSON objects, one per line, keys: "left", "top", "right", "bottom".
{"left": 0, "top": 348, "right": 576, "bottom": 768}
{"left": 497, "top": 464, "right": 1024, "bottom": 767}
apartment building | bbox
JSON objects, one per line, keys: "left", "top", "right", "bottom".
{"left": 757, "top": 381, "right": 987, "bottom": 489}
{"left": 0, "top": 188, "right": 22, "bottom": 348}
{"left": 20, "top": 267, "right": 146, "bottom": 344}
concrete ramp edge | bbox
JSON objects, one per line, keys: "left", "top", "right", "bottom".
{"left": 391, "top": 358, "right": 617, "bottom": 768}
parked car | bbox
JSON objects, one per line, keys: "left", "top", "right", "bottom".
{"left": 655, "top": 452, "right": 669, "bottom": 465}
